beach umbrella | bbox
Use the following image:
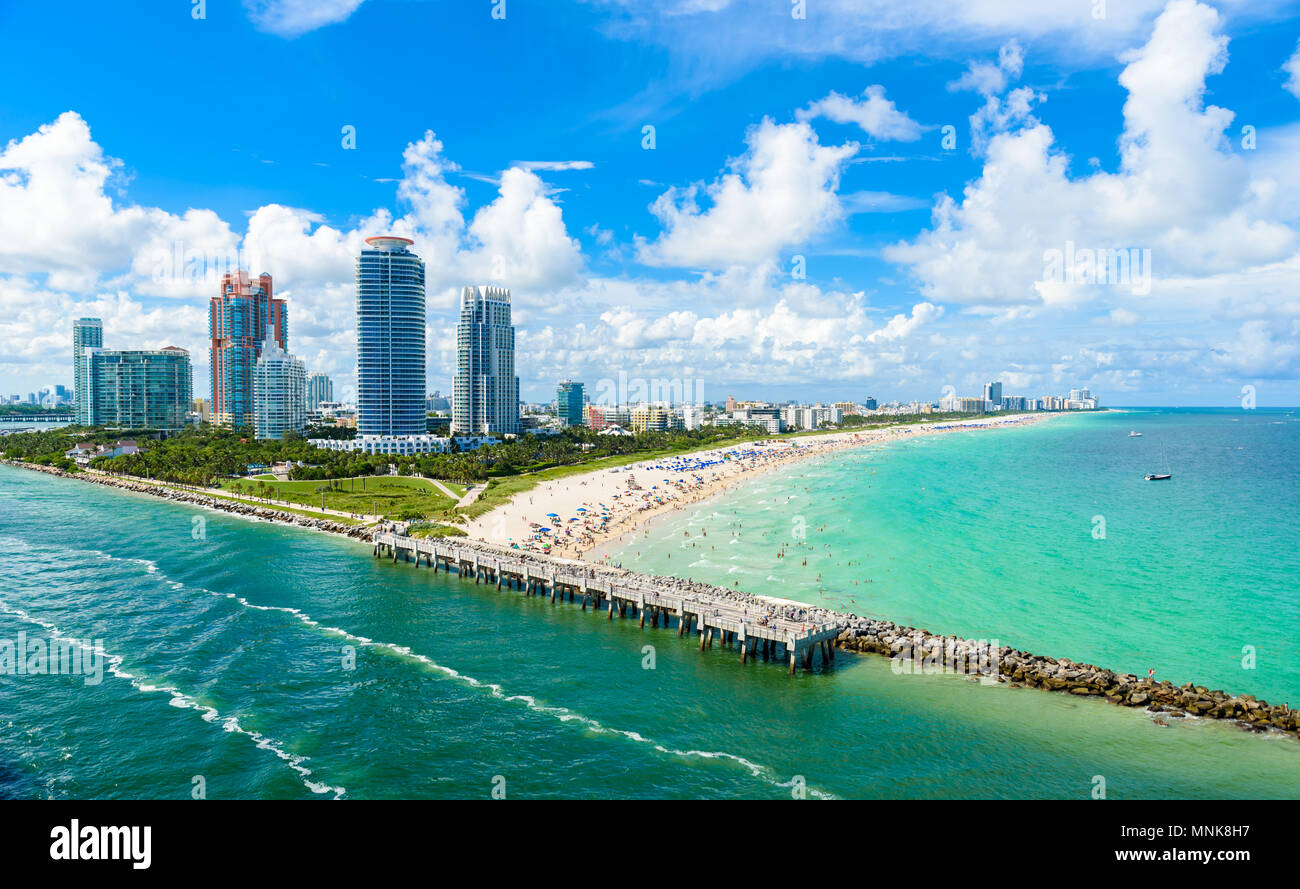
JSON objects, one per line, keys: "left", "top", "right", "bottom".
{"left": 546, "top": 512, "right": 559, "bottom": 518}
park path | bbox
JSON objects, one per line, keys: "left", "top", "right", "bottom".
{"left": 456, "top": 484, "right": 485, "bottom": 508}
{"left": 84, "top": 471, "right": 382, "bottom": 523}
{"left": 426, "top": 478, "right": 460, "bottom": 500}
{"left": 209, "top": 474, "right": 462, "bottom": 520}
{"left": 196, "top": 483, "right": 379, "bottom": 522}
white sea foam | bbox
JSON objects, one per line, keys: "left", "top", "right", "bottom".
{"left": 2, "top": 533, "right": 835, "bottom": 799}
{"left": 222, "top": 593, "right": 835, "bottom": 796}
{"left": 0, "top": 598, "right": 346, "bottom": 799}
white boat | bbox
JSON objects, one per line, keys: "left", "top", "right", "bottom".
{"left": 1128, "top": 431, "right": 1143, "bottom": 437}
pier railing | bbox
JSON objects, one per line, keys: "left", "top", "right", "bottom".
{"left": 372, "top": 532, "right": 843, "bottom": 673}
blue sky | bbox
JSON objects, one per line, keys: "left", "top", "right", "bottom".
{"left": 2, "top": 0, "right": 1300, "bottom": 406}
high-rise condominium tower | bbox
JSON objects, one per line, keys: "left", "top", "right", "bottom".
{"left": 983, "top": 381, "right": 1003, "bottom": 408}
{"left": 453, "top": 286, "right": 520, "bottom": 436}
{"left": 86, "top": 347, "right": 193, "bottom": 430}
{"left": 356, "top": 237, "right": 426, "bottom": 437}
{"left": 306, "top": 372, "right": 334, "bottom": 411}
{"left": 557, "top": 380, "right": 584, "bottom": 427}
{"left": 73, "top": 317, "right": 103, "bottom": 425}
{"left": 210, "top": 272, "right": 287, "bottom": 428}
{"left": 253, "top": 339, "right": 307, "bottom": 440}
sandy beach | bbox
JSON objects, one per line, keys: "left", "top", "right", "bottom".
{"left": 464, "top": 413, "right": 1058, "bottom": 561}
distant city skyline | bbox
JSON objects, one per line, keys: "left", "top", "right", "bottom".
{"left": 3, "top": 1, "right": 1300, "bottom": 407}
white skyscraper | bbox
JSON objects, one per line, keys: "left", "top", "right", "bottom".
{"left": 253, "top": 339, "right": 307, "bottom": 440}
{"left": 452, "top": 285, "right": 520, "bottom": 436}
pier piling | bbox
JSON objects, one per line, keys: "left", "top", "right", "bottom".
{"left": 373, "top": 532, "right": 844, "bottom": 677}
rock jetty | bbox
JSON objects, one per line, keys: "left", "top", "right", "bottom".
{"left": 3, "top": 462, "right": 371, "bottom": 541}
{"left": 836, "top": 619, "right": 1298, "bottom": 737}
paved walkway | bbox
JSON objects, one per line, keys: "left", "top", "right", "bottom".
{"left": 426, "top": 478, "right": 460, "bottom": 501}
{"left": 86, "top": 471, "right": 382, "bottom": 523}
{"left": 456, "top": 484, "right": 485, "bottom": 508}
{"left": 198, "top": 483, "right": 380, "bottom": 522}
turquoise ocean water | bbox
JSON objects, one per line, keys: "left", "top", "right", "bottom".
{"left": 1, "top": 408, "right": 1297, "bottom": 799}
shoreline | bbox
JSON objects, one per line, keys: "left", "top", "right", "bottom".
{"left": 465, "top": 413, "right": 1061, "bottom": 562}
{"left": 1, "top": 461, "right": 374, "bottom": 545}
{"left": 6, "top": 414, "right": 1297, "bottom": 741}
{"left": 457, "top": 410, "right": 1298, "bottom": 739}
{"left": 585, "top": 415, "right": 1043, "bottom": 564}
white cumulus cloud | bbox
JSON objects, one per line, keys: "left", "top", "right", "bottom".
{"left": 638, "top": 119, "right": 858, "bottom": 269}
{"left": 242, "top": 0, "right": 367, "bottom": 37}
{"left": 797, "top": 85, "right": 924, "bottom": 141}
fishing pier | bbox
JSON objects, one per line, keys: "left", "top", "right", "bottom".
{"left": 373, "top": 532, "right": 843, "bottom": 673}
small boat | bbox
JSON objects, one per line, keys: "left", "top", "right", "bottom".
{"left": 1128, "top": 431, "right": 1142, "bottom": 437}
{"left": 1145, "top": 443, "right": 1172, "bottom": 481}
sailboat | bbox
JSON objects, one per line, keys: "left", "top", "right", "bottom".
{"left": 1145, "top": 443, "right": 1172, "bottom": 481}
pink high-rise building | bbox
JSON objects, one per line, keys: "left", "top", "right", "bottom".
{"left": 209, "top": 271, "right": 287, "bottom": 428}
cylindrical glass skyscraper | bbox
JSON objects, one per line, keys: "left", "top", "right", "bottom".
{"left": 356, "top": 236, "right": 426, "bottom": 437}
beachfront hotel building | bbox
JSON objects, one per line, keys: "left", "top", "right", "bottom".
{"left": 682, "top": 404, "right": 703, "bottom": 430}
{"left": 453, "top": 285, "right": 520, "bottom": 436}
{"left": 308, "top": 433, "right": 500, "bottom": 455}
{"left": 253, "top": 339, "right": 307, "bottom": 440}
{"left": 209, "top": 272, "right": 287, "bottom": 429}
{"left": 584, "top": 403, "right": 630, "bottom": 430}
{"left": 983, "top": 381, "right": 1003, "bottom": 409}
{"left": 630, "top": 403, "right": 674, "bottom": 433}
{"left": 356, "top": 236, "right": 427, "bottom": 437}
{"left": 73, "top": 317, "right": 103, "bottom": 425}
{"left": 556, "top": 380, "right": 584, "bottom": 427}
{"left": 84, "top": 346, "right": 193, "bottom": 430}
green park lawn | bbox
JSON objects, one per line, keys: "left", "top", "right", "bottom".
{"left": 217, "top": 475, "right": 462, "bottom": 519}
